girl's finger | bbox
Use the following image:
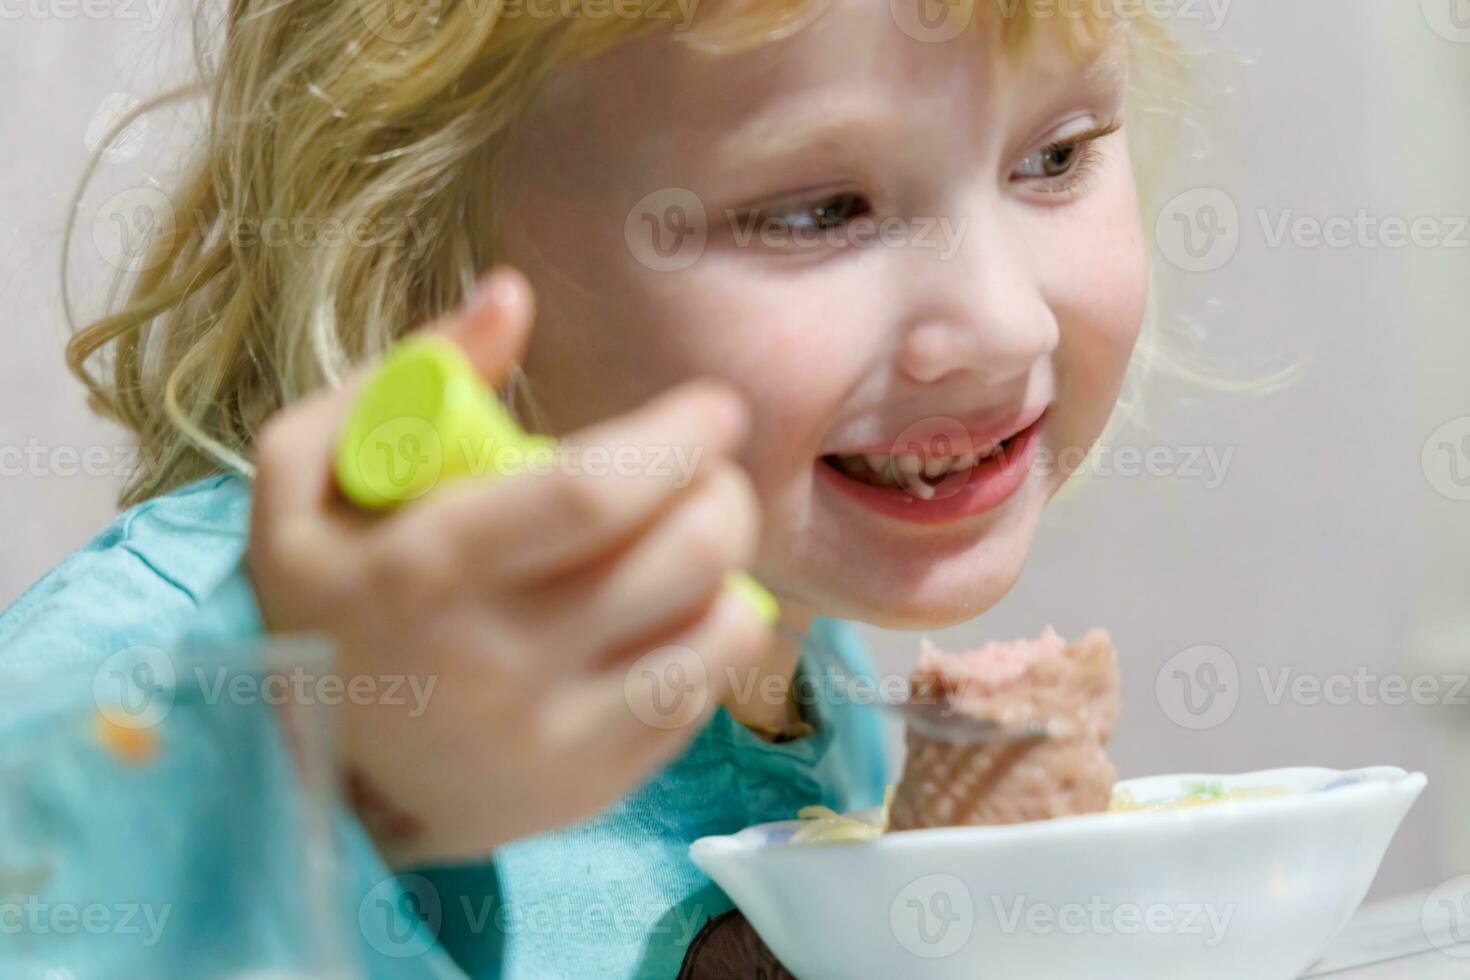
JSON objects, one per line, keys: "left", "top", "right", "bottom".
{"left": 509, "top": 462, "right": 759, "bottom": 666}
{"left": 540, "top": 586, "right": 769, "bottom": 771}
{"left": 383, "top": 377, "right": 750, "bottom": 585}
{"left": 433, "top": 266, "right": 535, "bottom": 389}
{"left": 251, "top": 373, "right": 369, "bottom": 525}
{"left": 252, "top": 267, "right": 530, "bottom": 524}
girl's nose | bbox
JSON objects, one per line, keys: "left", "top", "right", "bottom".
{"left": 894, "top": 226, "right": 1060, "bottom": 387}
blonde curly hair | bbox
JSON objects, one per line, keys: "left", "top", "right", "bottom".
{"left": 63, "top": 0, "right": 1188, "bottom": 508}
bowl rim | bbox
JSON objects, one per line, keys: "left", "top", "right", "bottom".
{"left": 690, "top": 765, "right": 1428, "bottom": 860}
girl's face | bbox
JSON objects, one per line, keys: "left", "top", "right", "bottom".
{"left": 501, "top": 1, "right": 1148, "bottom": 629}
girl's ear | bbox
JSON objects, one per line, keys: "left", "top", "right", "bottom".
{"left": 440, "top": 266, "right": 536, "bottom": 386}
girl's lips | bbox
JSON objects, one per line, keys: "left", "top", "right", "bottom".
{"left": 815, "top": 412, "right": 1045, "bottom": 526}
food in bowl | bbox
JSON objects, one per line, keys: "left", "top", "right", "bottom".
{"left": 691, "top": 768, "right": 1428, "bottom": 980}
{"left": 698, "top": 632, "right": 1425, "bottom": 978}
{"left": 1108, "top": 779, "right": 1291, "bottom": 812}
{"left": 887, "top": 627, "right": 1120, "bottom": 831}
{"left": 792, "top": 629, "right": 1287, "bottom": 845}
{"left": 792, "top": 781, "right": 1297, "bottom": 845}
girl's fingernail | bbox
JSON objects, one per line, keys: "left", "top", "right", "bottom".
{"left": 482, "top": 268, "right": 523, "bottom": 313}
{"left": 458, "top": 269, "right": 505, "bottom": 320}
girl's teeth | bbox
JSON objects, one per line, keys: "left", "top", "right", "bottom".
{"left": 831, "top": 439, "right": 1016, "bottom": 491}
{"left": 904, "top": 472, "right": 937, "bottom": 500}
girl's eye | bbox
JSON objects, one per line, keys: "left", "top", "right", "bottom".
{"left": 1018, "top": 141, "right": 1083, "bottom": 179}
{"left": 1012, "top": 122, "right": 1121, "bottom": 193}
{"left": 764, "top": 192, "right": 872, "bottom": 236}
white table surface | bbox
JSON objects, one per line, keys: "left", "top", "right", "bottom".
{"left": 1302, "top": 880, "right": 1470, "bottom": 977}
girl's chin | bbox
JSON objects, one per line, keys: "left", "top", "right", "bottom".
{"left": 844, "top": 574, "right": 1021, "bottom": 630}
{"left": 785, "top": 547, "right": 1031, "bottom": 631}
{"left": 759, "top": 470, "right": 1048, "bottom": 629}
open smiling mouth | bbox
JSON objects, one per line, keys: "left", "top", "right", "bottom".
{"left": 814, "top": 412, "right": 1047, "bottom": 524}
{"left": 820, "top": 432, "right": 1024, "bottom": 500}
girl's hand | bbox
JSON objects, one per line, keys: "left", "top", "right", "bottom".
{"left": 246, "top": 268, "right": 766, "bottom": 867}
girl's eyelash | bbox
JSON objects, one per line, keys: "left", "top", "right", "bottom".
{"left": 734, "top": 120, "right": 1122, "bottom": 247}
{"left": 731, "top": 190, "right": 875, "bottom": 254}
{"left": 758, "top": 192, "right": 870, "bottom": 233}
{"left": 1014, "top": 121, "right": 1123, "bottom": 195}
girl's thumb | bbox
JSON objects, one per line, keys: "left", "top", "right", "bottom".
{"left": 440, "top": 265, "right": 535, "bottom": 387}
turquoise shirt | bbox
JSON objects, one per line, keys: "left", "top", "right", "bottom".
{"left": 0, "top": 475, "right": 888, "bottom": 978}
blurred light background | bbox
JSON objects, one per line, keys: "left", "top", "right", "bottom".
{"left": 1, "top": 0, "right": 1467, "bottom": 901}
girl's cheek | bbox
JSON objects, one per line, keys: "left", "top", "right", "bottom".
{"left": 661, "top": 269, "right": 873, "bottom": 481}
{"left": 1035, "top": 161, "right": 1149, "bottom": 481}
{"left": 1055, "top": 166, "right": 1150, "bottom": 376}
{"left": 1102, "top": 156, "right": 1152, "bottom": 348}
{"left": 521, "top": 233, "right": 869, "bottom": 501}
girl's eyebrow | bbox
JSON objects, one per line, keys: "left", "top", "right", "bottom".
{"left": 712, "top": 47, "right": 1128, "bottom": 172}
{"left": 1082, "top": 48, "right": 1130, "bottom": 104}
{"left": 721, "top": 106, "right": 889, "bottom": 164}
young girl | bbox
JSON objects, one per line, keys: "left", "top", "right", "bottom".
{"left": 2, "top": 0, "right": 1181, "bottom": 975}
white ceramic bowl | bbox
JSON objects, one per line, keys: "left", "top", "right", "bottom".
{"left": 690, "top": 767, "right": 1426, "bottom": 980}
